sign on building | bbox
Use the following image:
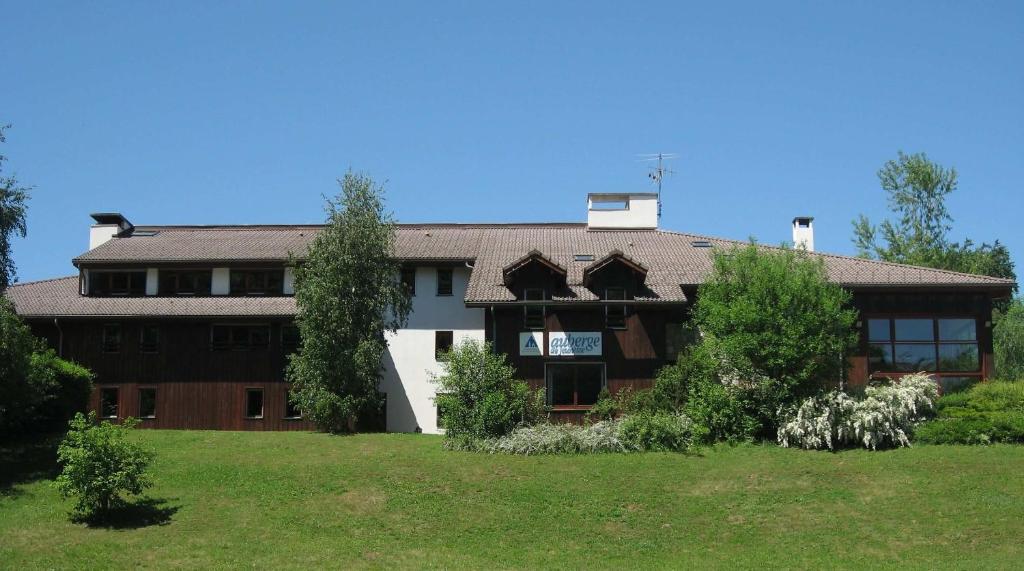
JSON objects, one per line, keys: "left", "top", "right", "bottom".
{"left": 519, "top": 332, "right": 543, "bottom": 356}
{"left": 548, "top": 332, "right": 602, "bottom": 356}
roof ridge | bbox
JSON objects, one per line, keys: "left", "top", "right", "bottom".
{"left": 655, "top": 229, "right": 1015, "bottom": 285}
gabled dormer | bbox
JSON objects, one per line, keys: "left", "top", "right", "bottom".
{"left": 502, "top": 250, "right": 567, "bottom": 294}
{"left": 582, "top": 249, "right": 647, "bottom": 293}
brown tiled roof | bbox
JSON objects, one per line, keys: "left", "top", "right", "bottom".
{"left": 6, "top": 276, "right": 297, "bottom": 318}
{"left": 11, "top": 222, "right": 1013, "bottom": 318}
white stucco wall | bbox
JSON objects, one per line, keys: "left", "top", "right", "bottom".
{"left": 211, "top": 268, "right": 230, "bottom": 295}
{"left": 89, "top": 224, "right": 120, "bottom": 250}
{"left": 145, "top": 268, "right": 159, "bottom": 295}
{"left": 380, "top": 266, "right": 485, "bottom": 434}
{"left": 586, "top": 194, "right": 659, "bottom": 229}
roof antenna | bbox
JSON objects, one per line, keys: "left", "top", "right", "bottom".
{"left": 637, "top": 153, "right": 676, "bottom": 218}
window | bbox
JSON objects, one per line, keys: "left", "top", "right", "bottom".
{"left": 229, "top": 270, "right": 284, "bottom": 296}
{"left": 436, "top": 397, "right": 448, "bottom": 429}
{"left": 211, "top": 325, "right": 271, "bottom": 351}
{"left": 140, "top": 324, "right": 160, "bottom": 353}
{"left": 101, "top": 324, "right": 122, "bottom": 353}
{"left": 245, "top": 389, "right": 264, "bottom": 419}
{"left": 435, "top": 331, "right": 454, "bottom": 360}
{"left": 100, "top": 388, "right": 119, "bottom": 419}
{"left": 138, "top": 388, "right": 156, "bottom": 419}
{"left": 284, "top": 396, "right": 301, "bottom": 419}
{"left": 400, "top": 267, "right": 416, "bottom": 296}
{"left": 523, "top": 288, "right": 545, "bottom": 329}
{"left": 546, "top": 364, "right": 605, "bottom": 408}
{"left": 89, "top": 271, "right": 146, "bottom": 296}
{"left": 867, "top": 317, "right": 980, "bottom": 378}
{"left": 605, "top": 287, "right": 628, "bottom": 329}
{"left": 159, "top": 270, "right": 212, "bottom": 296}
{"left": 436, "top": 268, "right": 453, "bottom": 296}
{"left": 282, "top": 325, "right": 301, "bottom": 355}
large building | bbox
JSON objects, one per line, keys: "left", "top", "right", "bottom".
{"left": 7, "top": 193, "right": 1015, "bottom": 433}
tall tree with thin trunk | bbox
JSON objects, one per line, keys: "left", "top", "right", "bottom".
{"left": 287, "top": 173, "right": 412, "bottom": 432}
{"left": 0, "top": 124, "right": 31, "bottom": 292}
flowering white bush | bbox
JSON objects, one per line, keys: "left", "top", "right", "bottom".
{"left": 778, "top": 373, "right": 939, "bottom": 450}
{"left": 476, "top": 413, "right": 699, "bottom": 455}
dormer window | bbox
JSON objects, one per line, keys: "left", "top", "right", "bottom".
{"left": 523, "top": 288, "right": 545, "bottom": 329}
{"left": 605, "top": 287, "right": 628, "bottom": 329}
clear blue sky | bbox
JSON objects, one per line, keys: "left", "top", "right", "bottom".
{"left": 3, "top": 1, "right": 1022, "bottom": 283}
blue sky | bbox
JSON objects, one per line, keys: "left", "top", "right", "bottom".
{"left": 3, "top": 1, "right": 1022, "bottom": 283}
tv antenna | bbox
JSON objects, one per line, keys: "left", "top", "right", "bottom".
{"left": 637, "top": 153, "right": 676, "bottom": 218}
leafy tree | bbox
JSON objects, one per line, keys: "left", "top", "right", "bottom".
{"left": 0, "top": 298, "right": 39, "bottom": 432}
{"left": 994, "top": 299, "right": 1024, "bottom": 381}
{"left": 692, "top": 243, "right": 859, "bottom": 437}
{"left": 288, "top": 173, "right": 412, "bottom": 432}
{"left": 54, "top": 412, "right": 153, "bottom": 518}
{"left": 433, "top": 339, "right": 545, "bottom": 447}
{"left": 0, "top": 124, "right": 31, "bottom": 291}
{"left": 853, "top": 151, "right": 1016, "bottom": 287}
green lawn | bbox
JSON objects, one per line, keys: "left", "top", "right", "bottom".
{"left": 2, "top": 431, "right": 1023, "bottom": 569}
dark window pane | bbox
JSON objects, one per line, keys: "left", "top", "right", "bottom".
{"left": 140, "top": 325, "right": 160, "bottom": 353}
{"left": 938, "top": 319, "right": 977, "bottom": 341}
{"left": 576, "top": 366, "right": 604, "bottom": 405}
{"left": 401, "top": 268, "right": 416, "bottom": 295}
{"left": 100, "top": 388, "right": 119, "bottom": 418}
{"left": 606, "top": 306, "right": 627, "bottom": 329}
{"left": 436, "top": 269, "right": 453, "bottom": 296}
{"left": 282, "top": 326, "right": 301, "bottom": 354}
{"left": 435, "top": 331, "right": 454, "bottom": 360}
{"left": 549, "top": 368, "right": 575, "bottom": 406}
{"left": 102, "top": 324, "right": 121, "bottom": 353}
{"left": 524, "top": 306, "right": 545, "bottom": 329}
{"left": 894, "top": 343, "right": 937, "bottom": 372}
{"left": 938, "top": 343, "right": 980, "bottom": 372}
{"left": 211, "top": 326, "right": 230, "bottom": 350}
{"left": 605, "top": 287, "right": 626, "bottom": 301}
{"left": 894, "top": 319, "right": 935, "bottom": 341}
{"left": 246, "top": 389, "right": 264, "bottom": 418}
{"left": 868, "top": 343, "right": 894, "bottom": 371}
{"left": 138, "top": 388, "right": 156, "bottom": 418}
{"left": 867, "top": 319, "right": 891, "bottom": 342}
{"left": 249, "top": 327, "right": 269, "bottom": 348}
{"left": 284, "top": 396, "right": 301, "bottom": 419}
{"left": 230, "top": 326, "right": 249, "bottom": 350}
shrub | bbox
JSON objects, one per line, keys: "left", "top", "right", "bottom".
{"left": 684, "top": 369, "right": 761, "bottom": 443}
{"left": 617, "top": 412, "right": 704, "bottom": 452}
{"left": 434, "top": 340, "right": 545, "bottom": 445}
{"left": 28, "top": 349, "right": 94, "bottom": 430}
{"left": 778, "top": 373, "right": 939, "bottom": 450}
{"left": 994, "top": 299, "right": 1024, "bottom": 381}
{"left": 54, "top": 412, "right": 154, "bottom": 518}
{"left": 475, "top": 413, "right": 702, "bottom": 455}
{"left": 693, "top": 244, "right": 859, "bottom": 437}
{"left": 915, "top": 380, "right": 1024, "bottom": 444}
{"left": 587, "top": 386, "right": 659, "bottom": 422}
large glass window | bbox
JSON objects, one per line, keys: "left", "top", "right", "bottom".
{"left": 138, "top": 388, "right": 157, "bottom": 419}
{"left": 159, "top": 270, "right": 212, "bottom": 296}
{"left": 867, "top": 317, "right": 980, "bottom": 376}
{"left": 230, "top": 270, "right": 284, "bottom": 296}
{"left": 546, "top": 364, "right": 605, "bottom": 408}
{"left": 211, "top": 325, "right": 271, "bottom": 351}
{"left": 89, "top": 271, "right": 146, "bottom": 296}
{"left": 245, "top": 388, "right": 264, "bottom": 419}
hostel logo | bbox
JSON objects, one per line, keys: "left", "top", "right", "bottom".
{"left": 548, "top": 332, "right": 602, "bottom": 356}
{"left": 519, "top": 332, "right": 543, "bottom": 356}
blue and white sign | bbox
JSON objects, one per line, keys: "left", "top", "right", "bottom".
{"left": 519, "top": 332, "right": 543, "bottom": 356}
{"left": 548, "top": 332, "right": 602, "bottom": 356}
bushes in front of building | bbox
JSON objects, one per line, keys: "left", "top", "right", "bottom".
{"left": 0, "top": 299, "right": 94, "bottom": 437}
{"left": 777, "top": 373, "right": 939, "bottom": 450}
{"left": 994, "top": 299, "right": 1024, "bottom": 381}
{"left": 54, "top": 412, "right": 153, "bottom": 519}
{"left": 470, "top": 412, "right": 702, "bottom": 455}
{"left": 915, "top": 381, "right": 1024, "bottom": 444}
{"left": 434, "top": 340, "right": 545, "bottom": 449}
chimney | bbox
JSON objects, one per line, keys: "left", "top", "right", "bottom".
{"left": 587, "top": 193, "right": 658, "bottom": 230}
{"left": 792, "top": 216, "right": 814, "bottom": 252}
{"left": 89, "top": 212, "right": 134, "bottom": 249}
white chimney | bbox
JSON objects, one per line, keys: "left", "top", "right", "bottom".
{"left": 792, "top": 216, "right": 814, "bottom": 252}
{"left": 89, "top": 213, "right": 134, "bottom": 250}
{"left": 587, "top": 193, "right": 659, "bottom": 230}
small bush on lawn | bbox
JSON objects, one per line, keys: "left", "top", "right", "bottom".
{"left": 915, "top": 380, "right": 1024, "bottom": 444}
{"left": 434, "top": 340, "right": 545, "bottom": 447}
{"left": 778, "top": 373, "right": 939, "bottom": 450}
{"left": 54, "top": 412, "right": 154, "bottom": 519}
{"left": 617, "top": 412, "right": 706, "bottom": 452}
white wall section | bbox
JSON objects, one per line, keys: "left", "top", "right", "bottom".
{"left": 145, "top": 268, "right": 159, "bottom": 295}
{"left": 380, "top": 266, "right": 484, "bottom": 434}
{"left": 211, "top": 268, "right": 230, "bottom": 295}
{"left": 283, "top": 266, "right": 295, "bottom": 295}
